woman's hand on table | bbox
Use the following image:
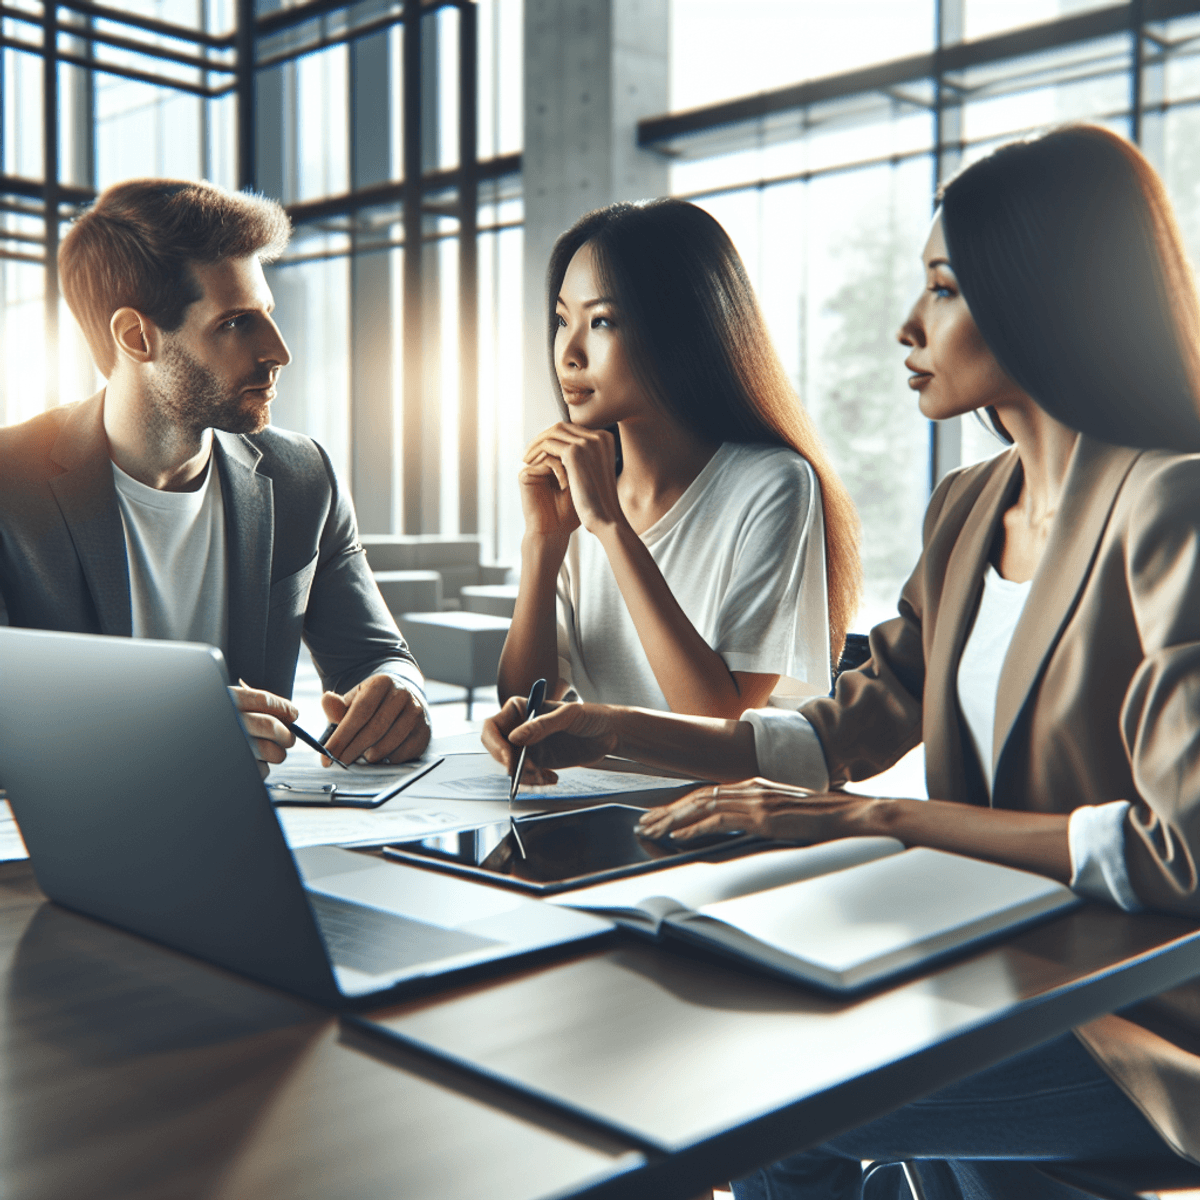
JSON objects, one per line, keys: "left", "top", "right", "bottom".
{"left": 481, "top": 696, "right": 620, "bottom": 784}
{"left": 636, "top": 779, "right": 882, "bottom": 844}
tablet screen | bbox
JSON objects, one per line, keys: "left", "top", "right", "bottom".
{"left": 383, "top": 803, "right": 754, "bottom": 894}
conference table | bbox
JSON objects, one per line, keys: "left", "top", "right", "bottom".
{"left": 3, "top": 755, "right": 1200, "bottom": 1199}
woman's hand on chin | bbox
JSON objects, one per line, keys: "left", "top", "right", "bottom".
{"left": 481, "top": 695, "right": 621, "bottom": 782}
{"left": 523, "top": 423, "right": 624, "bottom": 535}
{"left": 518, "top": 438, "right": 581, "bottom": 542}
{"left": 636, "top": 779, "right": 883, "bottom": 844}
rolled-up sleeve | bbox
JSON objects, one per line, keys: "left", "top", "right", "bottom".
{"left": 1069, "top": 802, "right": 1142, "bottom": 910}
{"left": 741, "top": 708, "right": 831, "bottom": 790}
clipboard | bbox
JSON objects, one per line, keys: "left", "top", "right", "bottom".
{"left": 268, "top": 756, "right": 444, "bottom": 808}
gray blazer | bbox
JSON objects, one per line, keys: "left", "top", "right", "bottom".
{"left": 0, "top": 393, "right": 423, "bottom": 701}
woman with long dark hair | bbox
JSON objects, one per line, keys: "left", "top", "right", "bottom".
{"left": 484, "top": 125, "right": 1200, "bottom": 1195}
{"left": 497, "top": 199, "right": 861, "bottom": 718}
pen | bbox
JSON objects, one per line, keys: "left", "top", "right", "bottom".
{"left": 237, "top": 677, "right": 349, "bottom": 769}
{"left": 508, "top": 678, "right": 546, "bottom": 861}
{"left": 287, "top": 720, "right": 350, "bottom": 769}
{"left": 509, "top": 678, "right": 547, "bottom": 803}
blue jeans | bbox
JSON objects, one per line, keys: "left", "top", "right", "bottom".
{"left": 731, "top": 1033, "right": 1179, "bottom": 1200}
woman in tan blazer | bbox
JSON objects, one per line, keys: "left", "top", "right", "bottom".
{"left": 483, "top": 124, "right": 1200, "bottom": 1198}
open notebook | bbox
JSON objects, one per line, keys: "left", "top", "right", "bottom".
{"left": 552, "top": 837, "right": 1081, "bottom": 992}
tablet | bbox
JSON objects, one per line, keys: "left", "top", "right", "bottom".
{"left": 381, "top": 803, "right": 758, "bottom": 894}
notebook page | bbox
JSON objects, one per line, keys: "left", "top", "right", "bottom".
{"left": 554, "top": 836, "right": 904, "bottom": 913}
{"left": 694, "top": 847, "right": 1076, "bottom": 981}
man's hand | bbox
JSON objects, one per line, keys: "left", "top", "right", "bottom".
{"left": 481, "top": 696, "right": 619, "bottom": 784}
{"left": 230, "top": 684, "right": 298, "bottom": 774}
{"left": 321, "top": 675, "right": 431, "bottom": 764}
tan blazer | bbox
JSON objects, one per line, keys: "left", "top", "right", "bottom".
{"left": 803, "top": 435, "right": 1200, "bottom": 1162}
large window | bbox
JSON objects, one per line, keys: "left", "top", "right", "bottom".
{"left": 0, "top": 0, "right": 522, "bottom": 560}
{"left": 662, "top": 0, "right": 1200, "bottom": 624}
{"left": 8, "top": 1, "right": 1200, "bottom": 596}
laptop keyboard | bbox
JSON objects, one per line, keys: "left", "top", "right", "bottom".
{"left": 308, "top": 891, "right": 501, "bottom": 977}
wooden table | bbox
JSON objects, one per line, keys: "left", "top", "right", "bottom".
{"left": 4, "top": 857, "right": 1200, "bottom": 1200}
{"left": 0, "top": 861, "right": 643, "bottom": 1200}
{"left": 359, "top": 903, "right": 1200, "bottom": 1198}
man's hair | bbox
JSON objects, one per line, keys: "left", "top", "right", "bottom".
{"left": 59, "top": 178, "right": 292, "bottom": 377}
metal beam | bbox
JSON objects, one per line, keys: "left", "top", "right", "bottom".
{"left": 1131, "top": 0, "right": 1146, "bottom": 142}
{"left": 256, "top": 0, "right": 451, "bottom": 39}
{"left": 55, "top": 0, "right": 234, "bottom": 49}
{"left": 52, "top": 18, "right": 236, "bottom": 74}
{"left": 283, "top": 151, "right": 519, "bottom": 223}
{"left": 271, "top": 219, "right": 522, "bottom": 268}
{"left": 930, "top": 0, "right": 964, "bottom": 492}
{"left": 0, "top": 174, "right": 91, "bottom": 204}
{"left": 235, "top": 0, "right": 255, "bottom": 190}
{"left": 348, "top": 22, "right": 395, "bottom": 533}
{"left": 256, "top": 5, "right": 408, "bottom": 70}
{"left": 457, "top": 0, "right": 478, "bottom": 534}
{"left": 402, "top": 0, "right": 423, "bottom": 532}
{"left": 43, "top": 0, "right": 59, "bottom": 410}
{"left": 53, "top": 48, "right": 219, "bottom": 97}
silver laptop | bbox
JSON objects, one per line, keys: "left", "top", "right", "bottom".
{"left": 0, "top": 627, "right": 610, "bottom": 1006}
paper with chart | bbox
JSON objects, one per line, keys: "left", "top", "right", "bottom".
{"left": 400, "top": 752, "right": 701, "bottom": 802}
{"left": 275, "top": 804, "right": 483, "bottom": 849}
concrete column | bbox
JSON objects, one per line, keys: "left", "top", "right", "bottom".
{"left": 521, "top": 0, "right": 669, "bottom": 445}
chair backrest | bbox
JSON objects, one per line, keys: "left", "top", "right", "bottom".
{"left": 834, "top": 632, "right": 871, "bottom": 681}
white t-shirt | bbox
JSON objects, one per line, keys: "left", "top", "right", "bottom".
{"left": 112, "top": 457, "right": 229, "bottom": 655}
{"left": 555, "top": 441, "right": 831, "bottom": 711}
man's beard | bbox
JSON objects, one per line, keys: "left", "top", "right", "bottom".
{"left": 147, "top": 338, "right": 274, "bottom": 439}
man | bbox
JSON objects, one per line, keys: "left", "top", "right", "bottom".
{"left": 0, "top": 178, "right": 430, "bottom": 766}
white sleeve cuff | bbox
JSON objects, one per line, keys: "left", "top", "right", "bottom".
{"left": 1069, "top": 802, "right": 1142, "bottom": 912}
{"left": 740, "top": 708, "right": 830, "bottom": 791}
